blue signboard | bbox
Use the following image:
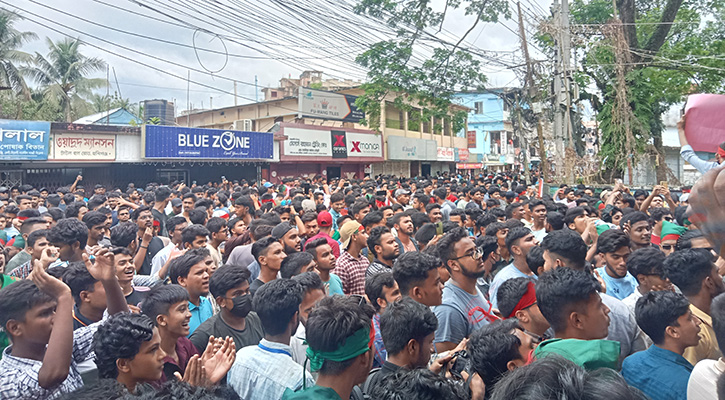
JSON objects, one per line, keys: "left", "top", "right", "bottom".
{"left": 144, "top": 125, "right": 273, "bottom": 160}
{"left": 0, "top": 119, "right": 50, "bottom": 160}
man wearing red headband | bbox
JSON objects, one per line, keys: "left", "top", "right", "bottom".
{"left": 497, "top": 278, "right": 551, "bottom": 342}
{"left": 678, "top": 116, "right": 725, "bottom": 174}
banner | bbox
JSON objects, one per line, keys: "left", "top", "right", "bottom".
{"left": 283, "top": 127, "right": 332, "bottom": 157}
{"left": 684, "top": 94, "right": 725, "bottom": 152}
{"left": 298, "top": 88, "right": 365, "bottom": 123}
{"left": 387, "top": 136, "right": 437, "bottom": 160}
{"left": 458, "top": 148, "right": 470, "bottom": 161}
{"left": 456, "top": 163, "right": 483, "bottom": 169}
{"left": 467, "top": 130, "right": 477, "bottom": 148}
{"left": 331, "top": 130, "right": 348, "bottom": 158}
{"left": 51, "top": 133, "right": 116, "bottom": 161}
{"left": 346, "top": 132, "right": 383, "bottom": 158}
{"left": 437, "top": 147, "right": 455, "bottom": 162}
{"left": 0, "top": 119, "right": 50, "bottom": 160}
{"left": 144, "top": 125, "right": 273, "bottom": 159}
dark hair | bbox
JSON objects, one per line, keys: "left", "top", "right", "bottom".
{"left": 413, "top": 193, "right": 430, "bottom": 207}
{"left": 380, "top": 297, "right": 437, "bottom": 356}
{"left": 425, "top": 203, "right": 441, "bottom": 214}
{"left": 82, "top": 210, "right": 107, "bottom": 230}
{"left": 110, "top": 222, "right": 137, "bottom": 248}
{"left": 46, "top": 194, "right": 62, "bottom": 207}
{"left": 372, "top": 368, "right": 469, "bottom": 400}
{"left": 436, "top": 227, "right": 469, "bottom": 264}
{"left": 46, "top": 207, "right": 65, "bottom": 222}
{"left": 209, "top": 264, "right": 250, "bottom": 299}
{"left": 676, "top": 229, "right": 705, "bottom": 251}
{"left": 252, "top": 236, "right": 279, "bottom": 264}
{"left": 188, "top": 208, "right": 208, "bottom": 225}
{"left": 449, "top": 208, "right": 465, "bottom": 221}
{"left": 664, "top": 248, "right": 715, "bottom": 296}
{"left": 362, "top": 210, "right": 384, "bottom": 228}
{"left": 281, "top": 252, "right": 315, "bottom": 279}
{"left": 367, "top": 226, "right": 391, "bottom": 258}
{"left": 414, "top": 223, "right": 437, "bottom": 245}
{"left": 490, "top": 355, "right": 648, "bottom": 400}
{"left": 352, "top": 199, "right": 371, "bottom": 216}
{"left": 305, "top": 237, "right": 330, "bottom": 260}
{"left": 536, "top": 267, "right": 602, "bottom": 332}
{"left": 469, "top": 319, "right": 523, "bottom": 387}
{"left": 27, "top": 229, "right": 50, "bottom": 248}
{"left": 131, "top": 205, "right": 152, "bottom": 221}
{"left": 485, "top": 221, "right": 507, "bottom": 237}
{"left": 528, "top": 199, "right": 546, "bottom": 211}
{"left": 0, "top": 280, "right": 54, "bottom": 336}
{"left": 650, "top": 207, "right": 671, "bottom": 223}
{"left": 234, "top": 195, "right": 254, "bottom": 211}
{"left": 63, "top": 262, "right": 99, "bottom": 305}
{"left": 169, "top": 247, "right": 210, "bottom": 283}
{"left": 305, "top": 295, "right": 375, "bottom": 375}
{"left": 392, "top": 251, "right": 440, "bottom": 296}
{"left": 596, "top": 229, "right": 630, "bottom": 254}
{"left": 411, "top": 212, "right": 431, "bottom": 229}
{"left": 627, "top": 247, "right": 666, "bottom": 282}
{"left": 47, "top": 217, "right": 89, "bottom": 248}
{"left": 65, "top": 201, "right": 88, "bottom": 218}
{"left": 330, "top": 192, "right": 345, "bottom": 204}
{"left": 505, "top": 202, "right": 522, "bottom": 219}
{"left": 206, "top": 217, "right": 226, "bottom": 235}
{"left": 564, "top": 207, "right": 586, "bottom": 226}
{"left": 635, "top": 290, "right": 690, "bottom": 345}
{"left": 540, "top": 230, "right": 587, "bottom": 270}
{"left": 155, "top": 186, "right": 172, "bottom": 202}
{"left": 497, "top": 277, "right": 535, "bottom": 319}
{"left": 292, "top": 271, "right": 325, "bottom": 293}
{"left": 141, "top": 284, "right": 190, "bottom": 324}
{"left": 166, "top": 216, "right": 187, "bottom": 235}
{"left": 94, "top": 312, "right": 155, "bottom": 379}
{"left": 526, "top": 245, "right": 545, "bottom": 276}
{"left": 620, "top": 211, "right": 650, "bottom": 230}
{"left": 546, "top": 211, "right": 565, "bottom": 230}
{"left": 109, "top": 246, "right": 132, "bottom": 257}
{"left": 505, "top": 226, "right": 531, "bottom": 252}
{"left": 253, "top": 278, "right": 303, "bottom": 336}
{"left": 365, "top": 272, "right": 397, "bottom": 312}
{"left": 181, "top": 224, "right": 210, "bottom": 246}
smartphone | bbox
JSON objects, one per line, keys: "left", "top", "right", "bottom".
{"left": 436, "top": 221, "right": 444, "bottom": 236}
{"left": 221, "top": 176, "right": 226, "bottom": 181}
{"left": 660, "top": 181, "right": 668, "bottom": 189}
{"left": 375, "top": 190, "right": 387, "bottom": 197}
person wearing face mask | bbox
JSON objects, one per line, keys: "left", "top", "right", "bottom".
{"left": 189, "top": 264, "right": 264, "bottom": 354}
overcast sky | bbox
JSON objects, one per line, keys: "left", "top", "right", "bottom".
{"left": 8, "top": 0, "right": 552, "bottom": 116}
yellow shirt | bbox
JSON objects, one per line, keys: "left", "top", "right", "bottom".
{"left": 683, "top": 304, "right": 722, "bottom": 365}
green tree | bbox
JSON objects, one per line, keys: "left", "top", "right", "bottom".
{"left": 24, "top": 38, "right": 107, "bottom": 122}
{"left": 353, "top": 0, "right": 510, "bottom": 133}
{"left": 0, "top": 10, "right": 36, "bottom": 99}
{"left": 89, "top": 93, "right": 112, "bottom": 113}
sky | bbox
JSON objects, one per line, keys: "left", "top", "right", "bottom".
{"left": 7, "top": 0, "right": 553, "bottom": 117}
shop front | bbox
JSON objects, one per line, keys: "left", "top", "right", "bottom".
{"left": 384, "top": 135, "right": 437, "bottom": 178}
{"left": 272, "top": 123, "right": 383, "bottom": 182}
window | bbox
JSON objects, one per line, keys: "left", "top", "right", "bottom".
{"left": 271, "top": 91, "right": 278, "bottom": 98}
{"left": 491, "top": 131, "right": 501, "bottom": 154}
{"left": 408, "top": 110, "right": 421, "bottom": 131}
{"left": 474, "top": 101, "right": 484, "bottom": 115}
{"left": 444, "top": 117, "right": 451, "bottom": 136}
{"left": 422, "top": 118, "right": 431, "bottom": 133}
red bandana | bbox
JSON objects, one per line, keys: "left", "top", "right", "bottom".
{"left": 507, "top": 281, "right": 537, "bottom": 319}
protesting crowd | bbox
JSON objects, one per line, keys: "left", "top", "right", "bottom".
{"left": 2, "top": 146, "right": 725, "bottom": 400}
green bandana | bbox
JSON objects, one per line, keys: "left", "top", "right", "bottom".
{"left": 305, "top": 323, "right": 372, "bottom": 372}
{"left": 661, "top": 220, "right": 687, "bottom": 242}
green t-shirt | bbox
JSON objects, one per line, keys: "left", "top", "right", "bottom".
{"left": 0, "top": 274, "right": 19, "bottom": 352}
{"left": 282, "top": 385, "right": 343, "bottom": 400}
{"left": 533, "top": 338, "right": 621, "bottom": 370}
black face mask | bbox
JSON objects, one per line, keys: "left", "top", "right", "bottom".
{"left": 230, "top": 294, "right": 252, "bottom": 318}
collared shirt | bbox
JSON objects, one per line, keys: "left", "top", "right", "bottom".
{"left": 187, "top": 297, "right": 214, "bottom": 337}
{"left": 8, "top": 260, "right": 33, "bottom": 279}
{"left": 150, "top": 242, "right": 176, "bottom": 278}
{"left": 206, "top": 243, "right": 223, "bottom": 269}
{"left": 488, "top": 262, "right": 537, "bottom": 310}
{"left": 228, "top": 338, "right": 314, "bottom": 400}
{"left": 72, "top": 305, "right": 96, "bottom": 330}
{"left": 329, "top": 208, "right": 343, "bottom": 231}
{"left": 687, "top": 357, "right": 725, "bottom": 400}
{"left": 622, "top": 345, "right": 694, "bottom": 400}
{"left": 333, "top": 250, "right": 369, "bottom": 295}
{"left": 372, "top": 313, "right": 386, "bottom": 368}
{"left": 366, "top": 259, "right": 392, "bottom": 278}
{"left": 622, "top": 287, "right": 643, "bottom": 313}
{"left": 153, "top": 336, "right": 200, "bottom": 386}
{"left": 683, "top": 304, "right": 722, "bottom": 365}
{"left": 681, "top": 145, "right": 720, "bottom": 174}
{"left": 0, "top": 319, "right": 99, "bottom": 399}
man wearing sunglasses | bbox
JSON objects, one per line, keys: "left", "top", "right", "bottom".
{"left": 433, "top": 227, "right": 498, "bottom": 353}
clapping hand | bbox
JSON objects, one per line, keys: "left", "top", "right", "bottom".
{"left": 201, "top": 336, "right": 236, "bottom": 384}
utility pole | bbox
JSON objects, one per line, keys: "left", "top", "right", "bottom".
{"left": 234, "top": 81, "right": 238, "bottom": 106}
{"left": 552, "top": 0, "right": 574, "bottom": 182}
{"left": 517, "top": 1, "right": 548, "bottom": 184}
{"left": 255, "top": 75, "right": 259, "bottom": 102}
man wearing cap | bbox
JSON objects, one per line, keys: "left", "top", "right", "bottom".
{"left": 660, "top": 220, "right": 687, "bottom": 256}
{"left": 333, "top": 221, "right": 370, "bottom": 296}
{"left": 678, "top": 116, "right": 725, "bottom": 174}
{"left": 393, "top": 189, "right": 411, "bottom": 210}
{"left": 168, "top": 197, "right": 183, "bottom": 218}
{"left": 273, "top": 222, "right": 302, "bottom": 255}
{"left": 303, "top": 211, "right": 340, "bottom": 259}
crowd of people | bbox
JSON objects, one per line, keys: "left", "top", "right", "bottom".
{"left": 1, "top": 162, "right": 725, "bottom": 400}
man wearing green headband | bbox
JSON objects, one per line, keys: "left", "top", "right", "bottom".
{"left": 660, "top": 220, "right": 687, "bottom": 256}
{"left": 283, "top": 295, "right": 375, "bottom": 400}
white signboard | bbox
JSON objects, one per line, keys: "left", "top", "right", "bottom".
{"left": 51, "top": 133, "right": 116, "bottom": 161}
{"left": 437, "top": 146, "right": 455, "bottom": 162}
{"left": 283, "top": 128, "right": 331, "bottom": 157}
{"left": 346, "top": 132, "right": 382, "bottom": 158}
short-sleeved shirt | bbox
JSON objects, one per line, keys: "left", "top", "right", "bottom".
{"left": 125, "top": 287, "right": 149, "bottom": 307}
{"left": 596, "top": 267, "right": 638, "bottom": 300}
{"left": 304, "top": 232, "right": 340, "bottom": 259}
{"left": 333, "top": 250, "right": 369, "bottom": 295}
{"left": 622, "top": 345, "right": 693, "bottom": 400}
{"left": 0, "top": 319, "right": 100, "bottom": 399}
{"left": 138, "top": 236, "right": 165, "bottom": 276}
{"left": 433, "top": 280, "right": 495, "bottom": 346}
{"left": 187, "top": 297, "right": 214, "bottom": 337}
{"left": 488, "top": 263, "right": 537, "bottom": 310}
{"left": 684, "top": 304, "right": 722, "bottom": 365}
{"left": 372, "top": 313, "right": 386, "bottom": 368}
{"left": 322, "top": 274, "right": 343, "bottom": 296}
{"left": 687, "top": 357, "right": 725, "bottom": 400}
{"left": 153, "top": 336, "right": 201, "bottom": 385}
{"left": 189, "top": 312, "right": 264, "bottom": 354}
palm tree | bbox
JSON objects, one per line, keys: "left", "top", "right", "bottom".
{"left": 24, "top": 37, "right": 107, "bottom": 122}
{"left": 89, "top": 93, "right": 111, "bottom": 113}
{"left": 0, "top": 10, "right": 37, "bottom": 99}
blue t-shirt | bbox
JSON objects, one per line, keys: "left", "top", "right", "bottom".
{"left": 433, "top": 280, "right": 495, "bottom": 347}
{"left": 323, "top": 273, "right": 344, "bottom": 296}
{"left": 595, "top": 267, "right": 638, "bottom": 300}
{"left": 188, "top": 297, "right": 214, "bottom": 337}
{"left": 488, "top": 262, "right": 537, "bottom": 309}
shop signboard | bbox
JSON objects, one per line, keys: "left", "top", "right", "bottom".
{"left": 143, "top": 125, "right": 273, "bottom": 159}
{"left": 0, "top": 119, "right": 50, "bottom": 160}
{"left": 346, "top": 132, "right": 382, "bottom": 158}
{"left": 298, "top": 88, "right": 365, "bottom": 123}
{"left": 331, "top": 130, "right": 348, "bottom": 158}
{"left": 456, "top": 163, "right": 483, "bottom": 169}
{"left": 458, "top": 148, "right": 470, "bottom": 161}
{"left": 283, "top": 127, "right": 332, "bottom": 157}
{"left": 388, "top": 136, "right": 437, "bottom": 160}
{"left": 467, "top": 130, "right": 477, "bottom": 148}
{"left": 437, "top": 147, "right": 455, "bottom": 162}
{"left": 51, "top": 133, "right": 116, "bottom": 161}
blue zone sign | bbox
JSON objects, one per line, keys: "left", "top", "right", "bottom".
{"left": 144, "top": 125, "right": 273, "bottom": 160}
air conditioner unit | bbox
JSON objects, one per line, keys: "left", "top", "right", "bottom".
{"left": 233, "top": 119, "right": 253, "bottom": 131}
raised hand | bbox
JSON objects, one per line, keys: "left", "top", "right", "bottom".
{"left": 202, "top": 336, "right": 236, "bottom": 384}
{"left": 39, "top": 247, "right": 59, "bottom": 270}
{"left": 30, "top": 259, "right": 71, "bottom": 299}
{"left": 84, "top": 249, "right": 116, "bottom": 282}
{"left": 174, "top": 354, "right": 207, "bottom": 386}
